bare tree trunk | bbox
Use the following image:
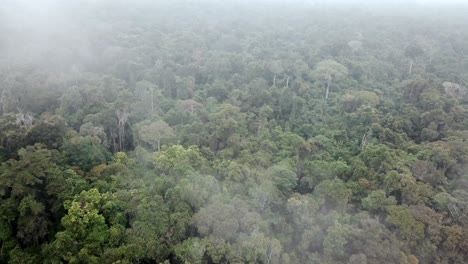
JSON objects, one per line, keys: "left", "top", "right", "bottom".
{"left": 273, "top": 74, "right": 276, "bottom": 86}
{"left": 120, "top": 126, "right": 124, "bottom": 151}
{"left": 325, "top": 76, "right": 331, "bottom": 99}
{"left": 118, "top": 131, "right": 121, "bottom": 151}
{"left": 286, "top": 75, "right": 289, "bottom": 88}
{"left": 157, "top": 132, "right": 161, "bottom": 152}
{"left": 267, "top": 246, "right": 273, "bottom": 264}
{"left": 409, "top": 59, "right": 413, "bottom": 75}
{"left": 151, "top": 91, "right": 154, "bottom": 112}
{"left": 296, "top": 160, "right": 304, "bottom": 181}
{"left": 116, "top": 109, "right": 129, "bottom": 152}
{"left": 110, "top": 129, "right": 117, "bottom": 154}
{"left": 117, "top": 121, "right": 124, "bottom": 152}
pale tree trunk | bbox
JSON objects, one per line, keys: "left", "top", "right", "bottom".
{"left": 325, "top": 75, "right": 332, "bottom": 99}
{"left": 110, "top": 129, "right": 117, "bottom": 154}
{"left": 116, "top": 109, "right": 129, "bottom": 152}
{"left": 267, "top": 246, "right": 273, "bottom": 264}
{"left": 157, "top": 132, "right": 161, "bottom": 152}
{"left": 296, "top": 160, "right": 304, "bottom": 180}
{"left": 409, "top": 59, "right": 413, "bottom": 75}
{"left": 360, "top": 128, "right": 371, "bottom": 151}
{"left": 119, "top": 126, "right": 124, "bottom": 151}
{"left": 151, "top": 91, "right": 154, "bottom": 112}
{"left": 273, "top": 74, "right": 276, "bottom": 86}
{"left": 286, "top": 75, "right": 289, "bottom": 88}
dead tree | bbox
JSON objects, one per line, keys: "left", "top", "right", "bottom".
{"left": 115, "top": 109, "right": 129, "bottom": 152}
{"left": 15, "top": 107, "right": 34, "bottom": 129}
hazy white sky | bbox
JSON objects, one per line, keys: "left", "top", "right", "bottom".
{"left": 416, "top": 0, "right": 467, "bottom": 2}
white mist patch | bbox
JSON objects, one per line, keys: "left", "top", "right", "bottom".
{"left": 1, "top": 0, "right": 94, "bottom": 69}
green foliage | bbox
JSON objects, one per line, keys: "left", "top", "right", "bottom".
{"left": 174, "top": 238, "right": 207, "bottom": 264}
{"left": 26, "top": 114, "right": 67, "bottom": 149}
{"left": 386, "top": 205, "right": 425, "bottom": 241}
{"left": 62, "top": 136, "right": 112, "bottom": 171}
{"left": 268, "top": 165, "right": 297, "bottom": 196}
{"left": 323, "top": 223, "right": 353, "bottom": 261}
{"left": 124, "top": 194, "right": 173, "bottom": 262}
{"left": 0, "top": 2, "right": 467, "bottom": 263}
{"left": 154, "top": 145, "right": 206, "bottom": 177}
{"left": 135, "top": 119, "right": 175, "bottom": 151}
{"left": 362, "top": 190, "right": 397, "bottom": 213}
{"left": 301, "top": 160, "right": 350, "bottom": 191}
{"left": 47, "top": 188, "right": 124, "bottom": 264}
{"left": 312, "top": 60, "right": 349, "bottom": 83}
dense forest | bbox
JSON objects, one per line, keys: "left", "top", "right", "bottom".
{"left": 1, "top": 0, "right": 468, "bottom": 263}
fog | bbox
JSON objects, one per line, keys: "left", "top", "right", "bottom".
{"left": 0, "top": 0, "right": 467, "bottom": 263}
{"left": 2, "top": 0, "right": 467, "bottom": 67}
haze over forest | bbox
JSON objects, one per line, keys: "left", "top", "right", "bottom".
{"left": 0, "top": 0, "right": 467, "bottom": 263}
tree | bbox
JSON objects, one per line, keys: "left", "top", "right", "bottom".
{"left": 174, "top": 238, "right": 206, "bottom": 264}
{"left": 0, "top": 88, "right": 19, "bottom": 114}
{"left": 170, "top": 173, "right": 219, "bottom": 211}
{"left": 62, "top": 135, "right": 112, "bottom": 171}
{"left": 25, "top": 114, "right": 67, "bottom": 149}
{"left": 267, "top": 165, "right": 297, "bottom": 197}
{"left": 153, "top": 145, "right": 206, "bottom": 177}
{"left": 238, "top": 231, "right": 283, "bottom": 264}
{"left": 193, "top": 199, "right": 241, "bottom": 242}
{"left": 300, "top": 160, "right": 349, "bottom": 191}
{"left": 311, "top": 60, "right": 348, "bottom": 99}
{"left": 323, "top": 223, "right": 352, "bottom": 261}
{"left": 248, "top": 181, "right": 281, "bottom": 213}
{"left": 79, "top": 123, "right": 108, "bottom": 146}
{"left": 268, "top": 60, "right": 284, "bottom": 87}
{"left": 47, "top": 189, "right": 123, "bottom": 263}
{"left": 433, "top": 192, "right": 468, "bottom": 222}
{"left": 362, "top": 190, "right": 396, "bottom": 213}
{"left": 124, "top": 194, "right": 174, "bottom": 262}
{"left": 442, "top": 82, "right": 466, "bottom": 99}
{"left": 386, "top": 205, "right": 424, "bottom": 241}
{"left": 0, "top": 144, "right": 62, "bottom": 246}
{"left": 15, "top": 109, "right": 34, "bottom": 129}
{"left": 316, "top": 179, "right": 352, "bottom": 211}
{"left": 134, "top": 80, "right": 160, "bottom": 113}
{"left": 0, "top": 113, "right": 27, "bottom": 160}
{"left": 137, "top": 120, "right": 175, "bottom": 152}
{"left": 409, "top": 160, "right": 446, "bottom": 187}
{"left": 405, "top": 43, "right": 424, "bottom": 75}
{"left": 176, "top": 99, "right": 203, "bottom": 114}
{"left": 208, "top": 104, "right": 247, "bottom": 151}
{"left": 0, "top": 146, "right": 85, "bottom": 263}
{"left": 115, "top": 108, "right": 129, "bottom": 152}
{"left": 341, "top": 91, "right": 379, "bottom": 113}
{"left": 193, "top": 197, "right": 261, "bottom": 244}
